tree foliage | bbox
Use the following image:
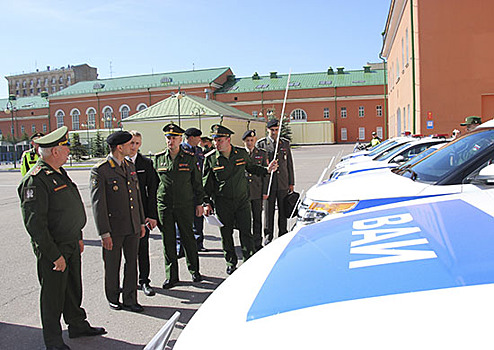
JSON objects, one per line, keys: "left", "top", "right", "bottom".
{"left": 91, "top": 131, "right": 107, "bottom": 158}
{"left": 70, "top": 133, "right": 87, "bottom": 161}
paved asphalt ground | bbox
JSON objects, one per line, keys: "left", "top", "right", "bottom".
{"left": 0, "top": 144, "right": 354, "bottom": 350}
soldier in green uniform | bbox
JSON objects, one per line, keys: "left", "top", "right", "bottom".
{"left": 90, "top": 131, "right": 146, "bottom": 313}
{"left": 20, "top": 132, "right": 44, "bottom": 176}
{"left": 155, "top": 123, "right": 205, "bottom": 289}
{"left": 18, "top": 126, "right": 106, "bottom": 350}
{"left": 203, "top": 124, "right": 278, "bottom": 275}
{"left": 242, "top": 130, "right": 269, "bottom": 252}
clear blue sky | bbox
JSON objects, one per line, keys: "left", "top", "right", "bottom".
{"left": 0, "top": 0, "right": 391, "bottom": 97}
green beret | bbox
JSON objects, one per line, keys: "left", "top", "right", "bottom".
{"left": 460, "top": 116, "right": 482, "bottom": 126}
{"left": 34, "top": 126, "right": 70, "bottom": 148}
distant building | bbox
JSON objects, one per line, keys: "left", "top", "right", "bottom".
{"left": 381, "top": 0, "right": 494, "bottom": 137}
{"left": 5, "top": 64, "right": 98, "bottom": 97}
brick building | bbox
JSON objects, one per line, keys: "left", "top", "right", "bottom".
{"left": 5, "top": 64, "right": 97, "bottom": 98}
{"left": 382, "top": 0, "right": 494, "bottom": 137}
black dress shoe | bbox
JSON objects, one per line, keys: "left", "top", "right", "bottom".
{"left": 122, "top": 303, "right": 144, "bottom": 313}
{"left": 108, "top": 301, "right": 122, "bottom": 310}
{"left": 226, "top": 266, "right": 236, "bottom": 275}
{"left": 162, "top": 279, "right": 178, "bottom": 289}
{"left": 46, "top": 344, "right": 71, "bottom": 350}
{"left": 192, "top": 272, "right": 203, "bottom": 282}
{"left": 141, "top": 283, "right": 155, "bottom": 296}
{"left": 68, "top": 325, "right": 107, "bottom": 339}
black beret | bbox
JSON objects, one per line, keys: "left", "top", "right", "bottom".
{"left": 30, "top": 132, "right": 45, "bottom": 140}
{"left": 106, "top": 131, "right": 132, "bottom": 146}
{"left": 201, "top": 136, "right": 212, "bottom": 142}
{"left": 210, "top": 124, "right": 234, "bottom": 138}
{"left": 267, "top": 119, "right": 279, "bottom": 128}
{"left": 185, "top": 127, "right": 202, "bottom": 137}
{"left": 242, "top": 130, "right": 256, "bottom": 140}
{"left": 163, "top": 123, "right": 185, "bottom": 136}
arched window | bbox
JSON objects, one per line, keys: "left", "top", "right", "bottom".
{"left": 290, "top": 108, "right": 307, "bottom": 121}
{"left": 120, "top": 105, "right": 130, "bottom": 119}
{"left": 56, "top": 110, "right": 65, "bottom": 128}
{"left": 137, "top": 103, "right": 148, "bottom": 112}
{"left": 87, "top": 108, "right": 96, "bottom": 129}
{"left": 71, "top": 109, "right": 80, "bottom": 130}
{"left": 103, "top": 107, "right": 113, "bottom": 129}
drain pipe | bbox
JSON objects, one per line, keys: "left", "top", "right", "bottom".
{"left": 379, "top": 32, "right": 389, "bottom": 140}
{"left": 410, "top": 0, "right": 417, "bottom": 133}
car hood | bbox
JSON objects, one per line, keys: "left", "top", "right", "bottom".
{"left": 174, "top": 193, "right": 494, "bottom": 349}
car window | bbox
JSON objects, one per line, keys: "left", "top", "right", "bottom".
{"left": 401, "top": 129, "right": 494, "bottom": 183}
{"left": 368, "top": 140, "right": 399, "bottom": 157}
{"left": 374, "top": 142, "right": 411, "bottom": 161}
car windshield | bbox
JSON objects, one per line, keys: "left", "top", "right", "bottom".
{"left": 367, "top": 139, "right": 400, "bottom": 157}
{"left": 366, "top": 138, "right": 392, "bottom": 152}
{"left": 398, "top": 129, "right": 494, "bottom": 183}
{"left": 374, "top": 142, "right": 412, "bottom": 161}
{"left": 398, "top": 145, "right": 440, "bottom": 168}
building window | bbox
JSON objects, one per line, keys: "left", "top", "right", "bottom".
{"left": 30, "top": 80, "right": 33, "bottom": 87}
{"left": 137, "top": 103, "right": 147, "bottom": 112}
{"left": 23, "top": 81, "right": 27, "bottom": 88}
{"left": 30, "top": 88, "right": 34, "bottom": 95}
{"left": 59, "top": 86, "right": 63, "bottom": 91}
{"left": 44, "top": 78, "right": 48, "bottom": 86}
{"left": 16, "top": 90, "right": 19, "bottom": 96}
{"left": 103, "top": 107, "right": 113, "bottom": 128}
{"left": 120, "top": 105, "right": 130, "bottom": 119}
{"left": 341, "top": 128, "right": 348, "bottom": 141}
{"left": 340, "top": 107, "right": 347, "bottom": 118}
{"left": 52, "top": 86, "right": 56, "bottom": 93}
{"left": 37, "top": 88, "right": 41, "bottom": 94}
{"left": 21, "top": 125, "right": 25, "bottom": 135}
{"left": 290, "top": 108, "right": 307, "bottom": 121}
{"left": 376, "top": 105, "right": 382, "bottom": 117}
{"left": 323, "top": 108, "right": 330, "bottom": 119}
{"left": 358, "top": 106, "right": 365, "bottom": 117}
{"left": 16, "top": 81, "right": 19, "bottom": 88}
{"left": 23, "top": 89, "right": 27, "bottom": 96}
{"left": 52, "top": 77, "right": 56, "bottom": 84}
{"left": 31, "top": 125, "right": 36, "bottom": 133}
{"left": 59, "top": 76, "right": 64, "bottom": 84}
{"left": 11, "top": 125, "right": 14, "bottom": 135}
{"left": 56, "top": 111, "right": 65, "bottom": 128}
{"left": 67, "top": 76, "right": 71, "bottom": 84}
{"left": 406, "top": 28, "right": 409, "bottom": 65}
{"left": 407, "top": 104, "right": 411, "bottom": 131}
{"left": 252, "top": 110, "right": 258, "bottom": 118}
{"left": 43, "top": 124, "right": 47, "bottom": 133}
{"left": 396, "top": 59, "right": 400, "bottom": 80}
{"left": 376, "top": 127, "right": 383, "bottom": 139}
{"left": 358, "top": 127, "right": 365, "bottom": 140}
{"left": 87, "top": 108, "right": 96, "bottom": 129}
{"left": 402, "top": 37, "right": 405, "bottom": 71}
{"left": 72, "top": 110, "right": 80, "bottom": 130}
{"left": 37, "top": 78, "right": 41, "bottom": 86}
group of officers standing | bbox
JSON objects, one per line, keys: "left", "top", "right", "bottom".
{"left": 17, "top": 118, "right": 294, "bottom": 350}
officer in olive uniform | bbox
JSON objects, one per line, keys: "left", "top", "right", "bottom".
{"left": 90, "top": 131, "right": 146, "bottom": 313}
{"left": 203, "top": 124, "right": 278, "bottom": 275}
{"left": 155, "top": 123, "right": 205, "bottom": 289}
{"left": 242, "top": 130, "right": 269, "bottom": 251}
{"left": 256, "top": 119, "right": 295, "bottom": 245}
{"left": 18, "top": 126, "right": 106, "bottom": 350}
{"left": 20, "top": 132, "right": 44, "bottom": 176}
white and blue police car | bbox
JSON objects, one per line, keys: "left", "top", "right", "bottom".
{"left": 298, "top": 126, "right": 494, "bottom": 225}
{"left": 173, "top": 188, "right": 494, "bottom": 349}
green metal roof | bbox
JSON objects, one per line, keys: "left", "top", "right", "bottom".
{"left": 125, "top": 94, "right": 254, "bottom": 122}
{"left": 216, "top": 68, "right": 386, "bottom": 94}
{"left": 50, "top": 67, "right": 231, "bottom": 97}
{"left": 0, "top": 95, "right": 48, "bottom": 110}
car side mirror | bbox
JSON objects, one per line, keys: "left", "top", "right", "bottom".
{"left": 472, "top": 164, "right": 494, "bottom": 185}
{"left": 392, "top": 155, "right": 405, "bottom": 163}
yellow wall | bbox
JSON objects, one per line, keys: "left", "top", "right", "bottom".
{"left": 290, "top": 121, "right": 334, "bottom": 144}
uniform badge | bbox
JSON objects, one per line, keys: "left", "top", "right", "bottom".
{"left": 24, "top": 187, "right": 36, "bottom": 201}
{"left": 91, "top": 176, "right": 98, "bottom": 188}
{"left": 113, "top": 185, "right": 119, "bottom": 191}
{"left": 53, "top": 179, "right": 58, "bottom": 185}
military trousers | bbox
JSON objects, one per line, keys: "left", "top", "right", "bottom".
{"left": 264, "top": 189, "right": 289, "bottom": 242}
{"left": 158, "top": 206, "right": 199, "bottom": 281}
{"left": 215, "top": 197, "right": 254, "bottom": 267}
{"left": 250, "top": 198, "right": 263, "bottom": 251}
{"left": 36, "top": 241, "right": 89, "bottom": 347}
{"left": 102, "top": 233, "right": 139, "bottom": 306}
{"left": 138, "top": 227, "right": 151, "bottom": 286}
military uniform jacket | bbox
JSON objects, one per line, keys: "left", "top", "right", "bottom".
{"left": 181, "top": 142, "right": 205, "bottom": 171}
{"left": 256, "top": 136, "right": 295, "bottom": 191}
{"left": 154, "top": 148, "right": 206, "bottom": 210}
{"left": 246, "top": 147, "right": 269, "bottom": 200}
{"left": 134, "top": 153, "right": 159, "bottom": 220}
{"left": 21, "top": 148, "right": 39, "bottom": 176}
{"left": 18, "top": 160, "right": 86, "bottom": 262}
{"left": 203, "top": 146, "right": 268, "bottom": 203}
{"left": 90, "top": 156, "right": 145, "bottom": 237}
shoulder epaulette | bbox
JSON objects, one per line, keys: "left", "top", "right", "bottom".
{"left": 155, "top": 150, "right": 167, "bottom": 157}
{"left": 94, "top": 159, "right": 109, "bottom": 168}
{"left": 181, "top": 148, "right": 194, "bottom": 156}
{"left": 280, "top": 137, "right": 291, "bottom": 144}
{"left": 30, "top": 165, "right": 42, "bottom": 176}
{"left": 257, "top": 137, "right": 267, "bottom": 143}
{"left": 204, "top": 149, "right": 216, "bottom": 157}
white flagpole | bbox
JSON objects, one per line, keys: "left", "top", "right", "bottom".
{"left": 266, "top": 70, "right": 292, "bottom": 197}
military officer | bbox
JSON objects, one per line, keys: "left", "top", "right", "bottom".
{"left": 203, "top": 124, "right": 278, "bottom": 275}
{"left": 20, "top": 131, "right": 44, "bottom": 176}
{"left": 200, "top": 136, "right": 214, "bottom": 153}
{"left": 90, "top": 131, "right": 146, "bottom": 313}
{"left": 256, "top": 118, "right": 295, "bottom": 245}
{"left": 18, "top": 126, "right": 106, "bottom": 350}
{"left": 155, "top": 123, "right": 205, "bottom": 289}
{"left": 127, "top": 130, "right": 159, "bottom": 297}
{"left": 242, "top": 130, "right": 269, "bottom": 251}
